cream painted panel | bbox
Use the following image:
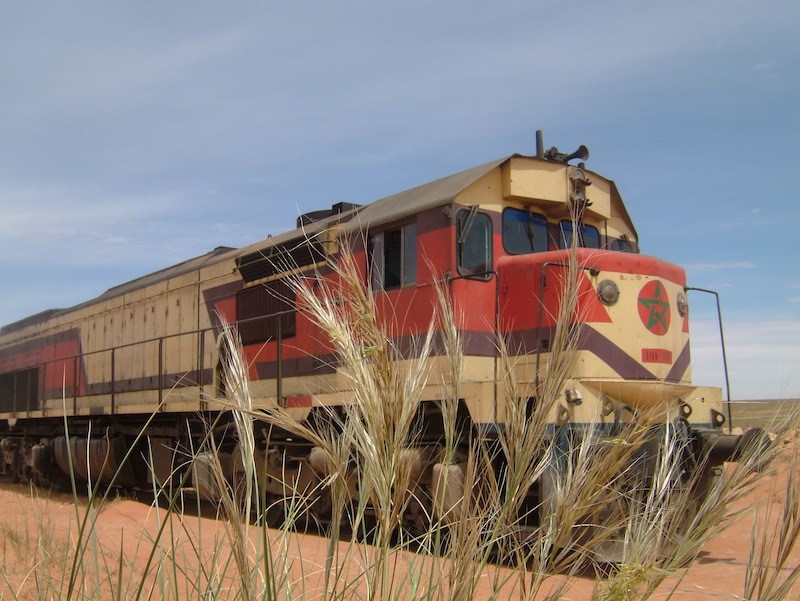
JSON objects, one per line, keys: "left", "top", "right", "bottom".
{"left": 584, "top": 174, "right": 611, "bottom": 220}
{"left": 455, "top": 169, "right": 504, "bottom": 210}
{"left": 178, "top": 290, "right": 197, "bottom": 369}
{"left": 500, "top": 157, "right": 612, "bottom": 220}
{"left": 502, "top": 158, "right": 566, "bottom": 204}
{"left": 146, "top": 300, "right": 159, "bottom": 377}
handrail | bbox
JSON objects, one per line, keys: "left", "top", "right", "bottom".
{"left": 0, "top": 309, "right": 295, "bottom": 416}
{"left": 685, "top": 286, "right": 733, "bottom": 429}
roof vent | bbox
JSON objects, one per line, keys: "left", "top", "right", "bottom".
{"left": 297, "top": 201, "right": 361, "bottom": 228}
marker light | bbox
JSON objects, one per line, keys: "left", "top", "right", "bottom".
{"left": 677, "top": 292, "right": 688, "bottom": 317}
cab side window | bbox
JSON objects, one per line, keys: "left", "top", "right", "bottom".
{"left": 611, "top": 235, "right": 633, "bottom": 252}
{"left": 457, "top": 209, "right": 492, "bottom": 277}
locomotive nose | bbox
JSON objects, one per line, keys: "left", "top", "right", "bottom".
{"left": 498, "top": 250, "right": 695, "bottom": 392}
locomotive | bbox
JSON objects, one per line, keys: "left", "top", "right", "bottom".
{"left": 0, "top": 134, "right": 746, "bottom": 531}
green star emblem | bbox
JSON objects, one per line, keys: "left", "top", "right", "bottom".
{"left": 638, "top": 281, "right": 670, "bottom": 333}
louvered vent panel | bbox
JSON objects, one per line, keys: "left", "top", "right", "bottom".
{"left": 237, "top": 239, "right": 325, "bottom": 283}
{"left": 235, "top": 280, "right": 296, "bottom": 344}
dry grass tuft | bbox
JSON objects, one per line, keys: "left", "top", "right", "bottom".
{"left": 3, "top": 222, "right": 800, "bottom": 601}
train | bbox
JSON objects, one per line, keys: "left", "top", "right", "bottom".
{"left": 0, "top": 133, "right": 750, "bottom": 538}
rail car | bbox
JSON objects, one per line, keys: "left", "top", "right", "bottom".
{"left": 0, "top": 134, "right": 749, "bottom": 533}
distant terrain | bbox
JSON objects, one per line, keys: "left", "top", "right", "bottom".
{"left": 726, "top": 399, "right": 800, "bottom": 430}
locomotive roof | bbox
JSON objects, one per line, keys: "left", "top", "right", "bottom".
{"left": 2, "top": 154, "right": 631, "bottom": 334}
{"left": 228, "top": 156, "right": 512, "bottom": 276}
{"left": 339, "top": 154, "right": 631, "bottom": 232}
{"left": 1, "top": 246, "right": 237, "bottom": 335}
{"left": 342, "top": 156, "right": 510, "bottom": 232}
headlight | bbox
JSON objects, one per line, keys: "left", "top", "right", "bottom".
{"left": 597, "top": 279, "right": 620, "bottom": 306}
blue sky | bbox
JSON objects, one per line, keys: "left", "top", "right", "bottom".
{"left": 1, "top": 1, "right": 798, "bottom": 400}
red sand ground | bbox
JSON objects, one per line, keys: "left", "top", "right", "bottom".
{"left": 0, "top": 452, "right": 797, "bottom": 601}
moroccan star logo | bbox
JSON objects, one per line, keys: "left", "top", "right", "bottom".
{"left": 637, "top": 280, "right": 671, "bottom": 335}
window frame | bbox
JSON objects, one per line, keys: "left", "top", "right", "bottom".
{"left": 456, "top": 208, "right": 493, "bottom": 279}
{"left": 370, "top": 222, "right": 417, "bottom": 291}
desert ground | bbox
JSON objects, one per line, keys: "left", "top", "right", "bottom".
{"left": 0, "top": 400, "right": 797, "bottom": 601}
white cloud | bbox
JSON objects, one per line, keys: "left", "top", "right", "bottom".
{"left": 690, "top": 317, "right": 800, "bottom": 400}
{"left": 0, "top": 184, "right": 182, "bottom": 261}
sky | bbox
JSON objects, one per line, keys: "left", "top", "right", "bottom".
{"left": 1, "top": 1, "right": 798, "bottom": 401}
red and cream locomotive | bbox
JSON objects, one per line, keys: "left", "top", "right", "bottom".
{"left": 0, "top": 134, "right": 748, "bottom": 530}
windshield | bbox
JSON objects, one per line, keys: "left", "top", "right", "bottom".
{"left": 559, "top": 220, "right": 600, "bottom": 249}
{"left": 502, "top": 208, "right": 548, "bottom": 254}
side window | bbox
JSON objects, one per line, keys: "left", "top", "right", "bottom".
{"left": 559, "top": 220, "right": 600, "bottom": 249}
{"left": 457, "top": 209, "right": 492, "bottom": 277}
{"left": 0, "top": 367, "right": 39, "bottom": 412}
{"left": 370, "top": 223, "right": 417, "bottom": 290}
{"left": 502, "top": 208, "right": 548, "bottom": 254}
{"left": 611, "top": 235, "right": 633, "bottom": 252}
